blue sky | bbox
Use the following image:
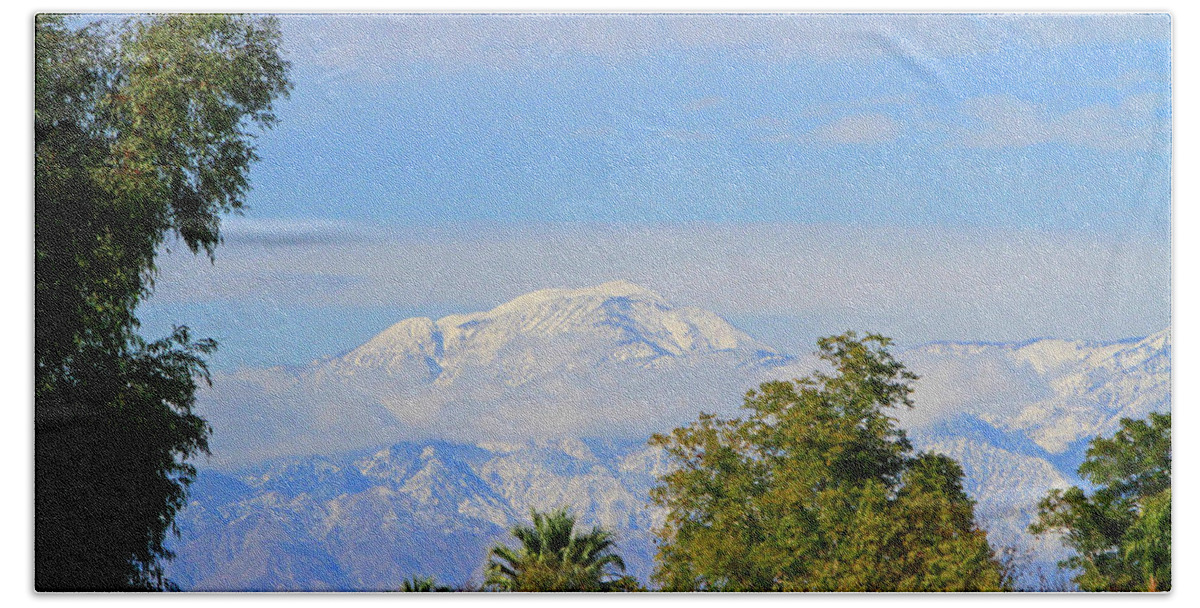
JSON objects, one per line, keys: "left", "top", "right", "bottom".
{"left": 137, "top": 13, "right": 1171, "bottom": 370}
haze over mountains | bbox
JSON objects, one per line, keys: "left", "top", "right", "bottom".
{"left": 168, "top": 281, "right": 1170, "bottom": 590}
{"left": 195, "top": 280, "right": 793, "bottom": 465}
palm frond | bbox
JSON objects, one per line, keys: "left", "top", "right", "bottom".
{"left": 484, "top": 507, "right": 633, "bottom": 591}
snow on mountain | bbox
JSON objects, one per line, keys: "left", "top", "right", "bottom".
{"left": 894, "top": 330, "right": 1171, "bottom": 477}
{"left": 883, "top": 331, "right": 1171, "bottom": 574}
{"left": 917, "top": 433, "right": 1072, "bottom": 564}
{"left": 196, "top": 281, "right": 791, "bottom": 466}
{"left": 168, "top": 439, "right": 665, "bottom": 590}
{"left": 174, "top": 282, "right": 1169, "bottom": 590}
{"left": 329, "top": 280, "right": 766, "bottom": 377}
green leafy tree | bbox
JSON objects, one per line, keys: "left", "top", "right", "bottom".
{"left": 1030, "top": 413, "right": 1171, "bottom": 591}
{"left": 650, "top": 332, "right": 1007, "bottom": 592}
{"left": 34, "top": 14, "right": 289, "bottom": 590}
{"left": 485, "top": 508, "right": 631, "bottom": 592}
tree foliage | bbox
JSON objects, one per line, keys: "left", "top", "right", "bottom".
{"left": 1030, "top": 413, "right": 1171, "bottom": 592}
{"left": 649, "top": 332, "right": 1007, "bottom": 591}
{"left": 400, "top": 575, "right": 452, "bottom": 592}
{"left": 34, "top": 14, "right": 289, "bottom": 590}
{"left": 485, "top": 508, "right": 633, "bottom": 592}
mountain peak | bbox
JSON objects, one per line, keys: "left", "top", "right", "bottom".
{"left": 486, "top": 280, "right": 665, "bottom": 317}
{"left": 296, "top": 281, "right": 796, "bottom": 446}
{"left": 326, "top": 281, "right": 781, "bottom": 407}
{"left": 590, "top": 280, "right": 662, "bottom": 298}
{"left": 430, "top": 280, "right": 768, "bottom": 362}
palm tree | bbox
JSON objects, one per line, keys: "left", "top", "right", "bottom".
{"left": 400, "top": 575, "right": 452, "bottom": 592}
{"left": 485, "top": 508, "right": 630, "bottom": 591}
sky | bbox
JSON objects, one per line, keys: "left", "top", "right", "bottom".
{"left": 135, "top": 13, "right": 1172, "bottom": 370}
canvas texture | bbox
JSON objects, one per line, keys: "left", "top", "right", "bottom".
{"left": 34, "top": 13, "right": 1170, "bottom": 592}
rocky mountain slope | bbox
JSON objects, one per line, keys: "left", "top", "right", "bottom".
{"left": 168, "top": 439, "right": 666, "bottom": 590}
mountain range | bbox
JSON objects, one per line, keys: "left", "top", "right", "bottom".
{"left": 165, "top": 281, "right": 1170, "bottom": 590}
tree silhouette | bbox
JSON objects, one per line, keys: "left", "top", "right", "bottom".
{"left": 35, "top": 14, "right": 289, "bottom": 590}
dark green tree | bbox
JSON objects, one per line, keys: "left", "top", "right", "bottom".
{"left": 650, "top": 332, "right": 1007, "bottom": 591}
{"left": 34, "top": 14, "right": 289, "bottom": 590}
{"left": 1030, "top": 413, "right": 1171, "bottom": 591}
{"left": 485, "top": 508, "right": 631, "bottom": 592}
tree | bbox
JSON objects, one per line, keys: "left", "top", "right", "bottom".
{"left": 1030, "top": 413, "right": 1171, "bottom": 591}
{"left": 35, "top": 14, "right": 289, "bottom": 590}
{"left": 485, "top": 508, "right": 632, "bottom": 592}
{"left": 649, "top": 332, "right": 1007, "bottom": 591}
{"left": 400, "top": 575, "right": 452, "bottom": 592}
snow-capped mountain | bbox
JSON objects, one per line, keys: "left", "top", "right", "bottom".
{"left": 898, "top": 329, "right": 1170, "bottom": 457}
{"left": 889, "top": 331, "right": 1171, "bottom": 570}
{"left": 171, "top": 282, "right": 1170, "bottom": 590}
{"left": 196, "top": 280, "right": 792, "bottom": 466}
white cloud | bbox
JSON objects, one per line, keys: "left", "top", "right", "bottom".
{"left": 685, "top": 96, "right": 725, "bottom": 112}
{"left": 954, "top": 93, "right": 1168, "bottom": 151}
{"left": 657, "top": 128, "right": 713, "bottom": 142}
{"left": 812, "top": 113, "right": 902, "bottom": 144}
